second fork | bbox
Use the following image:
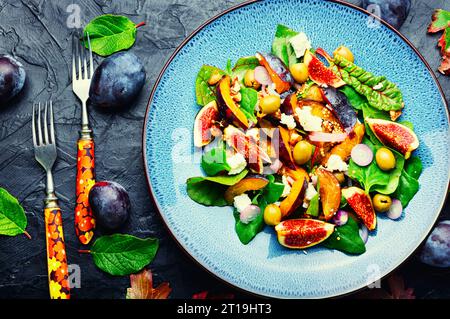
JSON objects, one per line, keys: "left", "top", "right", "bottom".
{"left": 72, "top": 32, "right": 96, "bottom": 245}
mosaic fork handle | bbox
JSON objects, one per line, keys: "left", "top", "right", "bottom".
{"left": 75, "top": 137, "right": 96, "bottom": 244}
{"left": 45, "top": 205, "right": 70, "bottom": 299}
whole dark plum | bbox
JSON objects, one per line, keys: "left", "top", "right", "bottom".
{"left": 420, "top": 221, "right": 450, "bottom": 268}
{"left": 89, "top": 51, "right": 146, "bottom": 109}
{"left": 89, "top": 181, "right": 131, "bottom": 230}
{"left": 0, "top": 55, "right": 26, "bottom": 103}
{"left": 362, "top": 0, "right": 411, "bottom": 30}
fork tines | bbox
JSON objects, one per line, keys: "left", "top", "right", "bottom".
{"left": 32, "top": 101, "right": 55, "bottom": 147}
{"left": 72, "top": 31, "right": 93, "bottom": 81}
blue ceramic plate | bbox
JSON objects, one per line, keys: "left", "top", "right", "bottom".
{"left": 143, "top": 0, "right": 449, "bottom": 298}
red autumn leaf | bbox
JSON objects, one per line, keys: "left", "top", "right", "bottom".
{"left": 438, "top": 27, "right": 450, "bottom": 75}
{"left": 192, "top": 291, "right": 235, "bottom": 299}
{"left": 126, "top": 269, "right": 172, "bottom": 299}
{"left": 428, "top": 9, "right": 450, "bottom": 33}
{"left": 354, "top": 273, "right": 415, "bottom": 299}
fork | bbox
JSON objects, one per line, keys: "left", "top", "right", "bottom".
{"left": 32, "top": 101, "right": 70, "bottom": 299}
{"left": 72, "top": 31, "right": 96, "bottom": 245}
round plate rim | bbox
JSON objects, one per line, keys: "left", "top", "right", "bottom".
{"left": 142, "top": 0, "right": 450, "bottom": 298}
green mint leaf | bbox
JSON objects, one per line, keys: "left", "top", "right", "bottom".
{"left": 90, "top": 234, "right": 159, "bottom": 276}
{"left": 240, "top": 87, "right": 258, "bottom": 123}
{"left": 201, "top": 142, "right": 230, "bottom": 176}
{"left": 83, "top": 14, "right": 141, "bottom": 57}
{"left": 0, "top": 188, "right": 28, "bottom": 237}
{"left": 195, "top": 65, "right": 225, "bottom": 106}
{"left": 322, "top": 218, "right": 366, "bottom": 255}
{"left": 186, "top": 170, "right": 248, "bottom": 206}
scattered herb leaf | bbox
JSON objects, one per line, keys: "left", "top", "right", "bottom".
{"left": 126, "top": 269, "right": 171, "bottom": 299}
{"left": 0, "top": 188, "right": 29, "bottom": 238}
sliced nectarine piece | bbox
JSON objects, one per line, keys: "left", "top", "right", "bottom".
{"left": 217, "top": 76, "right": 249, "bottom": 129}
{"left": 224, "top": 176, "right": 269, "bottom": 204}
{"left": 316, "top": 168, "right": 341, "bottom": 220}
{"left": 280, "top": 177, "right": 307, "bottom": 218}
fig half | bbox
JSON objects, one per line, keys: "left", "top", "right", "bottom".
{"left": 193, "top": 100, "right": 219, "bottom": 147}
{"left": 275, "top": 219, "right": 335, "bottom": 249}
{"left": 342, "top": 187, "right": 377, "bottom": 231}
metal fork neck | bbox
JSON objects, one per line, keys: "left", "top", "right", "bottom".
{"left": 80, "top": 100, "right": 92, "bottom": 139}
{"left": 44, "top": 170, "right": 58, "bottom": 208}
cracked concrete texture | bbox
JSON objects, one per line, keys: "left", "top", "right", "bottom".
{"left": 0, "top": 0, "right": 448, "bottom": 299}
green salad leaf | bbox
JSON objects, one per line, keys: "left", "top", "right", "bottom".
{"left": 394, "top": 157, "right": 422, "bottom": 207}
{"left": 305, "top": 193, "right": 319, "bottom": 217}
{"left": 323, "top": 218, "right": 366, "bottom": 255}
{"left": 225, "top": 59, "right": 233, "bottom": 75}
{"left": 89, "top": 234, "right": 159, "bottom": 276}
{"left": 0, "top": 188, "right": 29, "bottom": 238}
{"left": 405, "top": 156, "right": 423, "bottom": 180}
{"left": 348, "top": 138, "right": 404, "bottom": 194}
{"left": 83, "top": 15, "right": 143, "bottom": 56}
{"left": 195, "top": 65, "right": 225, "bottom": 106}
{"left": 272, "top": 24, "right": 298, "bottom": 67}
{"left": 233, "top": 175, "right": 283, "bottom": 244}
{"left": 232, "top": 56, "right": 260, "bottom": 82}
{"left": 186, "top": 170, "right": 248, "bottom": 206}
{"left": 339, "top": 86, "right": 366, "bottom": 110}
{"left": 240, "top": 87, "right": 258, "bottom": 123}
{"left": 394, "top": 170, "right": 420, "bottom": 208}
{"left": 333, "top": 55, "right": 404, "bottom": 111}
{"left": 201, "top": 142, "right": 230, "bottom": 176}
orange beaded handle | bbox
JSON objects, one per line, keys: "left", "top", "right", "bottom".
{"left": 75, "top": 138, "right": 96, "bottom": 244}
{"left": 45, "top": 207, "right": 70, "bottom": 299}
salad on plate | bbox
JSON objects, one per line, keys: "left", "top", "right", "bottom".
{"left": 186, "top": 25, "right": 422, "bottom": 255}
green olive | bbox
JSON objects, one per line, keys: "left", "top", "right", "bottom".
{"left": 334, "top": 172, "right": 346, "bottom": 184}
{"left": 260, "top": 95, "right": 281, "bottom": 114}
{"left": 264, "top": 204, "right": 282, "bottom": 226}
{"left": 293, "top": 140, "right": 313, "bottom": 165}
{"left": 290, "top": 63, "right": 309, "bottom": 83}
{"left": 244, "top": 69, "right": 261, "bottom": 89}
{"left": 375, "top": 147, "right": 396, "bottom": 171}
{"left": 333, "top": 46, "right": 354, "bottom": 63}
{"left": 373, "top": 194, "right": 392, "bottom": 213}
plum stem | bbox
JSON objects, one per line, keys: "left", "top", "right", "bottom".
{"left": 78, "top": 249, "right": 91, "bottom": 254}
{"left": 135, "top": 21, "right": 146, "bottom": 29}
{"left": 23, "top": 231, "right": 31, "bottom": 240}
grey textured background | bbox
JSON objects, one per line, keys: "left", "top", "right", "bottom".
{"left": 0, "top": 0, "right": 448, "bottom": 299}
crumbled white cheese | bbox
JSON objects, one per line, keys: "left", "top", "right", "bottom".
{"left": 227, "top": 153, "right": 247, "bottom": 175}
{"left": 310, "top": 174, "right": 318, "bottom": 186}
{"left": 280, "top": 113, "right": 297, "bottom": 129}
{"left": 305, "top": 183, "right": 318, "bottom": 201}
{"left": 233, "top": 194, "right": 252, "bottom": 213}
{"left": 373, "top": 82, "right": 383, "bottom": 90}
{"left": 296, "top": 106, "right": 323, "bottom": 132}
{"left": 281, "top": 175, "right": 292, "bottom": 198}
{"left": 326, "top": 154, "right": 349, "bottom": 172}
{"left": 289, "top": 32, "right": 312, "bottom": 58}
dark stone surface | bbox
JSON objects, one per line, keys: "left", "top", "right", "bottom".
{"left": 0, "top": 0, "right": 448, "bottom": 299}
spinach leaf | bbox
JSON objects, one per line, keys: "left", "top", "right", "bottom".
{"left": 186, "top": 170, "right": 248, "bottom": 206}
{"left": 240, "top": 87, "right": 258, "bottom": 123}
{"left": 399, "top": 121, "right": 414, "bottom": 131}
{"left": 233, "top": 175, "right": 283, "bottom": 244}
{"left": 305, "top": 193, "right": 319, "bottom": 217}
{"left": 405, "top": 156, "right": 423, "bottom": 180}
{"left": 394, "top": 169, "right": 420, "bottom": 208}
{"left": 261, "top": 175, "right": 285, "bottom": 204}
{"left": 348, "top": 139, "right": 404, "bottom": 194}
{"left": 225, "top": 59, "right": 233, "bottom": 76}
{"left": 271, "top": 24, "right": 298, "bottom": 67}
{"left": 83, "top": 15, "right": 142, "bottom": 56}
{"left": 322, "top": 218, "right": 366, "bottom": 255}
{"left": 201, "top": 142, "right": 230, "bottom": 176}
{"left": 234, "top": 208, "right": 265, "bottom": 245}
{"left": 339, "top": 86, "right": 366, "bottom": 110}
{"left": 232, "top": 56, "right": 260, "bottom": 82}
{"left": 195, "top": 65, "right": 225, "bottom": 106}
